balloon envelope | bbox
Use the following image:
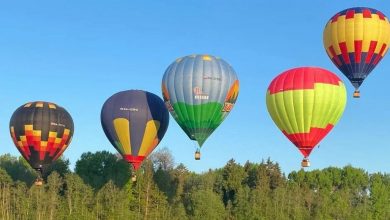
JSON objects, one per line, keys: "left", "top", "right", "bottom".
{"left": 162, "top": 54, "right": 239, "bottom": 150}
{"left": 101, "top": 90, "right": 169, "bottom": 170}
{"left": 323, "top": 7, "right": 390, "bottom": 94}
{"left": 9, "top": 101, "right": 74, "bottom": 170}
{"left": 266, "top": 67, "right": 346, "bottom": 159}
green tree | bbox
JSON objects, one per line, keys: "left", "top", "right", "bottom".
{"left": 43, "top": 157, "right": 71, "bottom": 180}
{"left": 186, "top": 189, "right": 225, "bottom": 220}
{"left": 220, "top": 159, "right": 247, "bottom": 208}
{"left": 0, "top": 168, "right": 13, "bottom": 219}
{"left": 131, "top": 159, "right": 171, "bottom": 219}
{"left": 152, "top": 148, "right": 176, "bottom": 202}
{"left": 46, "top": 172, "right": 63, "bottom": 220}
{"left": 10, "top": 181, "right": 30, "bottom": 220}
{"left": 95, "top": 180, "right": 133, "bottom": 219}
{"left": 63, "top": 173, "right": 94, "bottom": 219}
{"left": 370, "top": 173, "right": 390, "bottom": 219}
{"left": 0, "top": 154, "right": 36, "bottom": 185}
{"left": 29, "top": 183, "right": 47, "bottom": 220}
{"left": 75, "top": 151, "right": 131, "bottom": 189}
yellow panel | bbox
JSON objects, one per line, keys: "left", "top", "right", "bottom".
{"left": 336, "top": 15, "right": 346, "bottom": 44}
{"left": 24, "top": 103, "right": 32, "bottom": 107}
{"left": 345, "top": 16, "right": 356, "bottom": 52}
{"left": 138, "top": 120, "right": 160, "bottom": 156}
{"left": 113, "top": 118, "right": 132, "bottom": 154}
{"left": 331, "top": 21, "right": 342, "bottom": 55}
{"left": 362, "top": 15, "right": 379, "bottom": 52}
{"left": 374, "top": 18, "right": 383, "bottom": 54}
{"left": 63, "top": 129, "right": 70, "bottom": 135}
{"left": 353, "top": 14, "right": 364, "bottom": 41}
{"left": 55, "top": 138, "right": 62, "bottom": 143}
{"left": 49, "top": 131, "right": 57, "bottom": 138}
{"left": 33, "top": 130, "right": 41, "bottom": 136}
{"left": 202, "top": 55, "right": 212, "bottom": 61}
{"left": 385, "top": 19, "right": 390, "bottom": 44}
{"left": 20, "top": 136, "right": 27, "bottom": 141}
{"left": 36, "top": 102, "right": 44, "bottom": 108}
{"left": 144, "top": 138, "right": 159, "bottom": 156}
{"left": 323, "top": 23, "right": 333, "bottom": 49}
{"left": 41, "top": 141, "right": 48, "bottom": 150}
{"left": 375, "top": 19, "right": 390, "bottom": 53}
{"left": 25, "top": 125, "right": 33, "bottom": 131}
{"left": 48, "top": 104, "right": 56, "bottom": 109}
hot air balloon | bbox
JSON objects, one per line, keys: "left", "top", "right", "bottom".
{"left": 266, "top": 67, "right": 346, "bottom": 167}
{"left": 162, "top": 54, "right": 239, "bottom": 160}
{"left": 101, "top": 90, "right": 169, "bottom": 181}
{"left": 10, "top": 101, "right": 74, "bottom": 185}
{"left": 323, "top": 7, "right": 390, "bottom": 98}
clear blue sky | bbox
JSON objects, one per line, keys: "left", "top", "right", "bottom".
{"left": 0, "top": 1, "right": 389, "bottom": 175}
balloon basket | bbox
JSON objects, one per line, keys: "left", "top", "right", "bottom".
{"left": 34, "top": 178, "right": 43, "bottom": 186}
{"left": 195, "top": 151, "right": 201, "bottom": 160}
{"left": 353, "top": 91, "right": 360, "bottom": 98}
{"left": 34, "top": 167, "right": 44, "bottom": 186}
{"left": 301, "top": 158, "right": 310, "bottom": 167}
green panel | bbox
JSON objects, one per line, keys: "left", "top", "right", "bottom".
{"left": 284, "top": 89, "right": 298, "bottom": 133}
{"left": 172, "top": 102, "right": 224, "bottom": 147}
{"left": 303, "top": 90, "right": 314, "bottom": 133}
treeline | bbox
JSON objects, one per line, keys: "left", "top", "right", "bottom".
{"left": 0, "top": 148, "right": 389, "bottom": 220}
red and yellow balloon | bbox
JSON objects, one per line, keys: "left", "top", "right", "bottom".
{"left": 266, "top": 67, "right": 347, "bottom": 167}
{"left": 323, "top": 7, "right": 390, "bottom": 98}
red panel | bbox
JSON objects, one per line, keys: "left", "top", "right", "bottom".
{"left": 60, "top": 134, "right": 69, "bottom": 147}
{"left": 52, "top": 143, "right": 60, "bottom": 156}
{"left": 26, "top": 134, "right": 34, "bottom": 147}
{"left": 282, "top": 124, "right": 334, "bottom": 157}
{"left": 372, "top": 44, "right": 386, "bottom": 65}
{"left": 331, "top": 14, "right": 340, "bottom": 23}
{"left": 339, "top": 42, "right": 351, "bottom": 64}
{"left": 328, "top": 46, "right": 342, "bottom": 66}
{"left": 365, "top": 41, "right": 378, "bottom": 63}
{"left": 24, "top": 146, "right": 31, "bottom": 157}
{"left": 345, "top": 10, "right": 355, "bottom": 19}
{"left": 47, "top": 139, "right": 56, "bottom": 156}
{"left": 39, "top": 150, "right": 45, "bottom": 160}
{"left": 354, "top": 40, "right": 362, "bottom": 63}
{"left": 363, "top": 9, "right": 372, "bottom": 18}
{"left": 124, "top": 155, "right": 146, "bottom": 170}
{"left": 33, "top": 135, "right": 40, "bottom": 141}
{"left": 363, "top": 9, "right": 371, "bottom": 18}
{"left": 377, "top": 11, "right": 385, "bottom": 20}
{"left": 268, "top": 67, "right": 342, "bottom": 94}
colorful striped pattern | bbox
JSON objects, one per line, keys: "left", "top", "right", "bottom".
{"left": 323, "top": 7, "right": 390, "bottom": 89}
{"left": 266, "top": 67, "right": 346, "bottom": 157}
{"left": 9, "top": 101, "right": 74, "bottom": 170}
{"left": 10, "top": 126, "right": 71, "bottom": 161}
{"left": 112, "top": 118, "right": 160, "bottom": 170}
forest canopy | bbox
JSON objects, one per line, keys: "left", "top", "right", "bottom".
{"left": 0, "top": 148, "right": 389, "bottom": 220}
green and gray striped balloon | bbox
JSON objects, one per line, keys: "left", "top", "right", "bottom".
{"left": 162, "top": 54, "right": 239, "bottom": 155}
